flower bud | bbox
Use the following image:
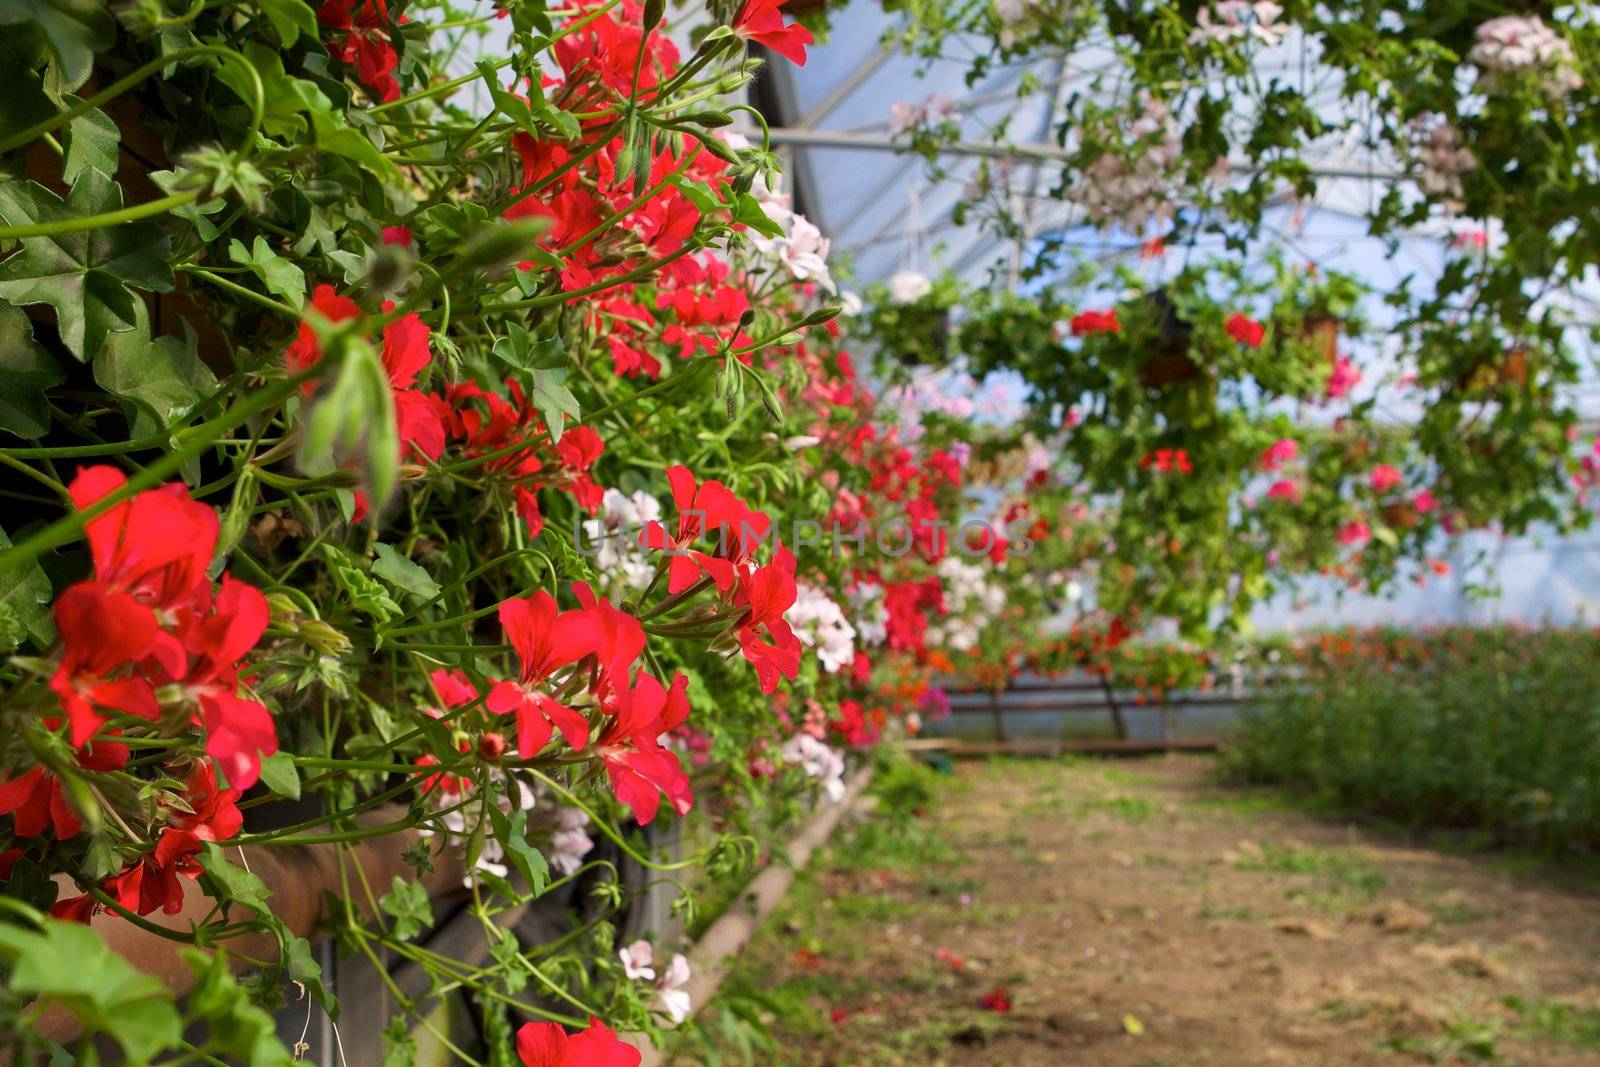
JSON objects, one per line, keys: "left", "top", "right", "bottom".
{"left": 478, "top": 732, "right": 507, "bottom": 761}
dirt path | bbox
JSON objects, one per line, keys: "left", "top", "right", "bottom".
{"left": 692, "top": 755, "right": 1600, "bottom": 1066}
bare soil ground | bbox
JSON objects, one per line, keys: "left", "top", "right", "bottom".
{"left": 688, "top": 755, "right": 1600, "bottom": 1067}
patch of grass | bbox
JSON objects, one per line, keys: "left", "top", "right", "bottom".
{"left": 1078, "top": 794, "right": 1162, "bottom": 822}
{"left": 1320, "top": 998, "right": 1374, "bottom": 1023}
{"left": 1200, "top": 902, "right": 1262, "bottom": 922}
{"left": 1503, "top": 995, "right": 1600, "bottom": 1048}
{"left": 1234, "top": 843, "right": 1386, "bottom": 912}
{"left": 831, "top": 892, "right": 913, "bottom": 922}
{"left": 1384, "top": 1011, "right": 1503, "bottom": 1063}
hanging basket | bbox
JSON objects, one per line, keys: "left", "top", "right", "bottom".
{"left": 1300, "top": 314, "right": 1341, "bottom": 363}
{"left": 1455, "top": 345, "right": 1532, "bottom": 395}
{"left": 1379, "top": 501, "right": 1418, "bottom": 531}
{"left": 1136, "top": 289, "right": 1201, "bottom": 388}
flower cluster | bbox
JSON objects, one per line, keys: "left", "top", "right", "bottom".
{"left": 1469, "top": 16, "right": 1583, "bottom": 97}
{"left": 1187, "top": 1, "right": 1286, "bottom": 47}
{"left": 1074, "top": 95, "right": 1184, "bottom": 233}
{"left": 1412, "top": 117, "right": 1476, "bottom": 214}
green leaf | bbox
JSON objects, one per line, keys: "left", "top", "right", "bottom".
{"left": 257, "top": 0, "right": 317, "bottom": 46}
{"left": 730, "top": 193, "right": 782, "bottom": 238}
{"left": 284, "top": 79, "right": 402, "bottom": 181}
{"left": 488, "top": 807, "right": 550, "bottom": 897}
{"left": 255, "top": 751, "right": 301, "bottom": 800}
{"left": 0, "top": 303, "right": 65, "bottom": 438}
{"left": 228, "top": 236, "right": 306, "bottom": 307}
{"left": 0, "top": 0, "right": 114, "bottom": 92}
{"left": 0, "top": 917, "right": 182, "bottom": 1061}
{"left": 181, "top": 950, "right": 296, "bottom": 1067}
{"left": 61, "top": 100, "right": 119, "bottom": 184}
{"left": 371, "top": 543, "right": 440, "bottom": 601}
{"left": 495, "top": 327, "right": 580, "bottom": 441}
{"left": 529, "top": 367, "right": 581, "bottom": 443}
{"left": 668, "top": 175, "right": 722, "bottom": 214}
{"left": 198, "top": 844, "right": 273, "bottom": 914}
{"left": 283, "top": 934, "right": 338, "bottom": 1018}
{"left": 93, "top": 304, "right": 216, "bottom": 437}
{"left": 489, "top": 926, "right": 530, "bottom": 993}
{"left": 0, "top": 526, "right": 55, "bottom": 650}
{"left": 0, "top": 168, "right": 175, "bottom": 360}
{"left": 378, "top": 875, "right": 433, "bottom": 940}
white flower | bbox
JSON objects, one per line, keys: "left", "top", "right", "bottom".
{"left": 1188, "top": 1, "right": 1286, "bottom": 46}
{"left": 656, "top": 953, "right": 693, "bottom": 1024}
{"left": 925, "top": 556, "right": 1003, "bottom": 653}
{"left": 887, "top": 270, "right": 932, "bottom": 305}
{"left": 786, "top": 583, "right": 857, "bottom": 674}
{"left": 889, "top": 100, "right": 924, "bottom": 136}
{"left": 620, "top": 940, "right": 656, "bottom": 982}
{"left": 783, "top": 435, "right": 821, "bottom": 450}
{"left": 1074, "top": 93, "right": 1186, "bottom": 233}
{"left": 1469, "top": 16, "right": 1582, "bottom": 96}
{"left": 1411, "top": 117, "right": 1476, "bottom": 214}
{"left": 847, "top": 581, "right": 888, "bottom": 647}
{"left": 781, "top": 733, "right": 847, "bottom": 801}
{"left": 582, "top": 488, "right": 662, "bottom": 593}
{"left": 837, "top": 290, "right": 864, "bottom": 316}
{"left": 549, "top": 807, "right": 594, "bottom": 875}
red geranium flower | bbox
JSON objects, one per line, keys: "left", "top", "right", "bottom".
{"left": 733, "top": 547, "right": 801, "bottom": 693}
{"left": 596, "top": 672, "right": 693, "bottom": 825}
{"left": 517, "top": 1017, "right": 640, "bottom": 1067}
{"left": 1069, "top": 309, "right": 1120, "bottom": 336}
{"left": 731, "top": 0, "right": 813, "bottom": 66}
{"left": 488, "top": 592, "right": 601, "bottom": 756}
{"left": 1225, "top": 312, "right": 1265, "bottom": 348}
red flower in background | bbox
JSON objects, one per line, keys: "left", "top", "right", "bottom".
{"left": 732, "top": 0, "right": 814, "bottom": 66}
{"left": 318, "top": 0, "right": 401, "bottom": 102}
{"left": 1069, "top": 309, "right": 1120, "bottom": 336}
{"left": 1139, "top": 448, "right": 1192, "bottom": 475}
{"left": 980, "top": 987, "right": 1013, "bottom": 1013}
{"left": 0, "top": 766, "right": 83, "bottom": 841}
{"left": 517, "top": 1017, "right": 641, "bottom": 1067}
{"left": 1369, "top": 464, "right": 1403, "bottom": 493}
{"left": 1226, "top": 313, "right": 1266, "bottom": 348}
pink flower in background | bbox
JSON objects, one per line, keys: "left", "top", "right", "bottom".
{"left": 1338, "top": 521, "right": 1370, "bottom": 546}
{"left": 1266, "top": 479, "right": 1302, "bottom": 503}
{"left": 1325, "top": 354, "right": 1361, "bottom": 400}
{"left": 1369, "top": 465, "right": 1402, "bottom": 493}
{"left": 1260, "top": 438, "right": 1298, "bottom": 471}
{"left": 1414, "top": 489, "right": 1439, "bottom": 513}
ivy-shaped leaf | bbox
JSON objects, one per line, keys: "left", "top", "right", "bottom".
{"left": 0, "top": 526, "right": 55, "bottom": 651}
{"left": 61, "top": 98, "right": 119, "bottom": 183}
{"left": 180, "top": 949, "right": 296, "bottom": 1067}
{"left": 93, "top": 305, "right": 217, "bottom": 437}
{"left": 378, "top": 875, "right": 434, "bottom": 940}
{"left": 0, "top": 917, "right": 181, "bottom": 1061}
{"left": 257, "top": 0, "right": 317, "bottom": 47}
{"left": 198, "top": 844, "right": 273, "bottom": 915}
{"left": 228, "top": 236, "right": 307, "bottom": 308}
{"left": 0, "top": 303, "right": 65, "bottom": 439}
{"left": 0, "top": 168, "right": 175, "bottom": 361}
{"left": 0, "top": 0, "right": 114, "bottom": 92}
